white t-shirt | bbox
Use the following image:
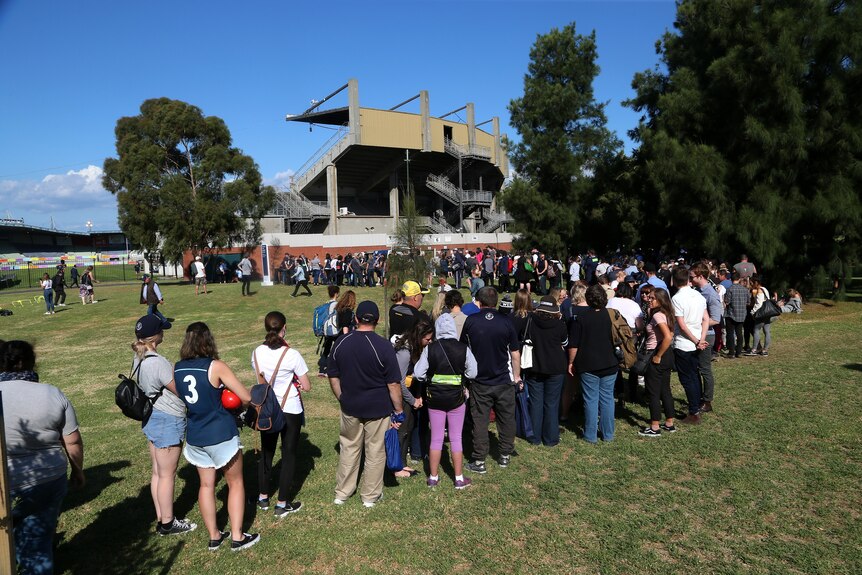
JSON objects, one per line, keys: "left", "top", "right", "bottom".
{"left": 607, "top": 297, "right": 642, "bottom": 330}
{"left": 194, "top": 261, "right": 205, "bottom": 278}
{"left": 569, "top": 262, "right": 580, "bottom": 280}
{"left": 596, "top": 262, "right": 610, "bottom": 277}
{"left": 672, "top": 286, "right": 707, "bottom": 352}
{"left": 251, "top": 345, "right": 309, "bottom": 414}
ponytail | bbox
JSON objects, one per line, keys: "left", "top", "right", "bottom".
{"left": 263, "top": 311, "right": 287, "bottom": 350}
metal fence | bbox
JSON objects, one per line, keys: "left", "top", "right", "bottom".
{"left": 0, "top": 257, "right": 146, "bottom": 290}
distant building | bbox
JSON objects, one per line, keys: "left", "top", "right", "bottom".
{"left": 259, "top": 79, "right": 513, "bottom": 253}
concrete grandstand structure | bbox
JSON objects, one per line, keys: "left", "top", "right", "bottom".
{"left": 259, "top": 79, "right": 514, "bottom": 254}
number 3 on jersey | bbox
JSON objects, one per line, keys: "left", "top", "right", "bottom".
{"left": 183, "top": 374, "right": 199, "bottom": 404}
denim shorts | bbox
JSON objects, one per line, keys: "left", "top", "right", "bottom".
{"left": 183, "top": 435, "right": 240, "bottom": 469}
{"left": 143, "top": 409, "right": 187, "bottom": 448}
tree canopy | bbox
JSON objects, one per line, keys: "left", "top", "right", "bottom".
{"left": 103, "top": 98, "right": 275, "bottom": 262}
{"left": 627, "top": 0, "right": 862, "bottom": 281}
{"left": 502, "top": 24, "right": 622, "bottom": 256}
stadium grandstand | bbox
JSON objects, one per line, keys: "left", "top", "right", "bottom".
{"left": 0, "top": 219, "right": 156, "bottom": 290}
{"left": 257, "top": 79, "right": 515, "bottom": 256}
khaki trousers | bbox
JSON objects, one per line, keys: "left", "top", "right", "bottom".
{"left": 335, "top": 413, "right": 389, "bottom": 503}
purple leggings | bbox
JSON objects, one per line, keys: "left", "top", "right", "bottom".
{"left": 428, "top": 403, "right": 466, "bottom": 452}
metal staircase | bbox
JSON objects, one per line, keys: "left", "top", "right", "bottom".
{"left": 272, "top": 188, "right": 330, "bottom": 221}
{"left": 289, "top": 125, "right": 351, "bottom": 194}
{"left": 478, "top": 210, "right": 513, "bottom": 233}
{"left": 425, "top": 174, "right": 493, "bottom": 207}
{"left": 444, "top": 138, "right": 491, "bottom": 160}
{"left": 426, "top": 212, "right": 457, "bottom": 234}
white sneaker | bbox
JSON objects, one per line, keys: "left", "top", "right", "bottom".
{"left": 44, "top": 312, "right": 51, "bottom": 315}
{"left": 362, "top": 494, "right": 383, "bottom": 508}
{"left": 333, "top": 498, "right": 347, "bottom": 505}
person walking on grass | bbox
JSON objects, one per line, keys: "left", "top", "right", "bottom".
{"left": 291, "top": 258, "right": 313, "bottom": 297}
{"left": 52, "top": 269, "right": 66, "bottom": 308}
{"left": 174, "top": 322, "right": 259, "bottom": 552}
{"left": 40, "top": 273, "right": 55, "bottom": 315}
{"left": 251, "top": 311, "right": 311, "bottom": 518}
{"left": 193, "top": 256, "right": 208, "bottom": 296}
{"left": 79, "top": 265, "right": 97, "bottom": 304}
{"left": 141, "top": 274, "right": 171, "bottom": 329}
{"left": 328, "top": 301, "right": 403, "bottom": 507}
{"left": 238, "top": 254, "right": 253, "bottom": 296}
{"left": 130, "top": 315, "right": 196, "bottom": 536}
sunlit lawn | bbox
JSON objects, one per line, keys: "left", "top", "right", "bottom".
{"left": 1, "top": 279, "right": 860, "bottom": 574}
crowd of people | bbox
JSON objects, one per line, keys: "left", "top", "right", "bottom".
{"left": 272, "top": 252, "right": 388, "bottom": 290}
{"left": 36, "top": 261, "right": 98, "bottom": 316}
{"left": 3, "top": 246, "right": 808, "bottom": 568}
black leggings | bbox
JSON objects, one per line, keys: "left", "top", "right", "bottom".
{"left": 257, "top": 413, "right": 302, "bottom": 502}
{"left": 241, "top": 277, "right": 252, "bottom": 295}
{"left": 644, "top": 350, "right": 675, "bottom": 422}
{"left": 53, "top": 290, "right": 66, "bottom": 305}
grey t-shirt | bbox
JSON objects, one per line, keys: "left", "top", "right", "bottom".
{"left": 0, "top": 379, "right": 79, "bottom": 492}
{"left": 133, "top": 353, "right": 186, "bottom": 418}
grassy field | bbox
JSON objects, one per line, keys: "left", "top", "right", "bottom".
{"left": 1, "top": 280, "right": 860, "bottom": 574}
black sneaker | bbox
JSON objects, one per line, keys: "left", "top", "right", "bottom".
{"left": 660, "top": 423, "right": 678, "bottom": 433}
{"left": 256, "top": 497, "right": 270, "bottom": 511}
{"left": 231, "top": 533, "right": 261, "bottom": 552}
{"left": 273, "top": 501, "right": 302, "bottom": 519}
{"left": 638, "top": 427, "right": 662, "bottom": 438}
{"left": 207, "top": 531, "right": 229, "bottom": 551}
{"left": 743, "top": 350, "right": 758, "bottom": 357}
{"left": 157, "top": 517, "right": 197, "bottom": 536}
{"left": 466, "top": 460, "right": 487, "bottom": 474}
{"left": 498, "top": 455, "right": 511, "bottom": 468}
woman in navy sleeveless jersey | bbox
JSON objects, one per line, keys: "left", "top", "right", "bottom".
{"left": 174, "top": 322, "right": 260, "bottom": 552}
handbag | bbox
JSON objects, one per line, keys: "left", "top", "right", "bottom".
{"left": 515, "top": 384, "right": 536, "bottom": 441}
{"left": 632, "top": 335, "right": 654, "bottom": 376}
{"left": 519, "top": 316, "right": 534, "bottom": 370}
{"left": 752, "top": 297, "right": 782, "bottom": 322}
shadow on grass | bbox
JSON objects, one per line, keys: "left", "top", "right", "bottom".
{"left": 56, "top": 481, "right": 184, "bottom": 574}
{"left": 61, "top": 461, "right": 131, "bottom": 513}
{"left": 843, "top": 363, "right": 862, "bottom": 373}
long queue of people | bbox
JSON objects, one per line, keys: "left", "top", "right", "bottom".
{"left": 1, "top": 252, "right": 805, "bottom": 568}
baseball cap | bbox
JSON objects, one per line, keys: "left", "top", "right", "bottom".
{"left": 356, "top": 301, "right": 380, "bottom": 323}
{"left": 536, "top": 295, "right": 560, "bottom": 314}
{"left": 135, "top": 315, "right": 168, "bottom": 339}
{"left": 142, "top": 274, "right": 150, "bottom": 280}
{"left": 195, "top": 255, "right": 201, "bottom": 261}
{"left": 402, "top": 281, "right": 429, "bottom": 297}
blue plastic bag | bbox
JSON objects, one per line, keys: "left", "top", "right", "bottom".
{"left": 385, "top": 412, "right": 405, "bottom": 471}
{"left": 515, "top": 385, "right": 535, "bottom": 442}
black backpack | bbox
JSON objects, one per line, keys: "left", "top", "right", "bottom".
{"left": 115, "top": 357, "right": 162, "bottom": 422}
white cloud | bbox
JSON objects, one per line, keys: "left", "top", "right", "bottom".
{"left": 265, "top": 169, "right": 295, "bottom": 189}
{"left": 1, "top": 165, "right": 115, "bottom": 211}
{"left": 0, "top": 165, "right": 119, "bottom": 229}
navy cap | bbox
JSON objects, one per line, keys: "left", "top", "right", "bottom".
{"left": 356, "top": 300, "right": 380, "bottom": 323}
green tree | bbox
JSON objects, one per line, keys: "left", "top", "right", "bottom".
{"left": 503, "top": 23, "right": 622, "bottom": 256}
{"left": 628, "top": 0, "right": 862, "bottom": 285}
{"left": 103, "top": 98, "right": 275, "bottom": 262}
{"left": 386, "top": 184, "right": 427, "bottom": 288}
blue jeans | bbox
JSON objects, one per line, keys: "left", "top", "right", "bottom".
{"left": 43, "top": 289, "right": 54, "bottom": 312}
{"left": 526, "top": 373, "right": 564, "bottom": 446}
{"left": 147, "top": 303, "right": 167, "bottom": 325}
{"left": 13, "top": 475, "right": 68, "bottom": 575}
{"left": 674, "top": 348, "right": 702, "bottom": 415}
{"left": 580, "top": 371, "right": 616, "bottom": 443}
{"left": 312, "top": 269, "right": 321, "bottom": 285}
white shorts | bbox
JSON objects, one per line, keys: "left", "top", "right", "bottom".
{"left": 183, "top": 435, "right": 240, "bottom": 469}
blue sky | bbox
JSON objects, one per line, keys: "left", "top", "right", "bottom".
{"left": 0, "top": 0, "right": 676, "bottom": 231}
